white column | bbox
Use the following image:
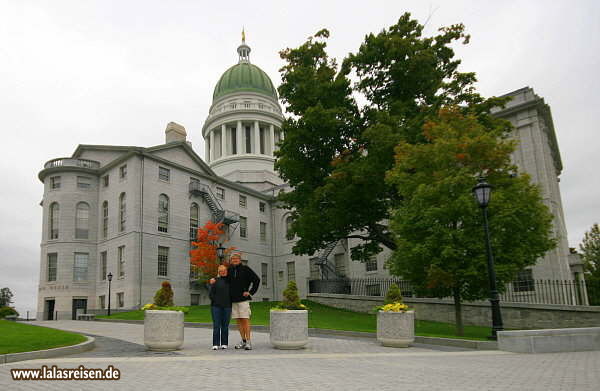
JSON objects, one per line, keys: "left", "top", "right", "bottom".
{"left": 269, "top": 124, "right": 275, "bottom": 156}
{"left": 237, "top": 120, "right": 243, "bottom": 154}
{"left": 221, "top": 124, "right": 227, "bottom": 158}
{"left": 209, "top": 130, "right": 215, "bottom": 161}
{"left": 254, "top": 120, "right": 260, "bottom": 155}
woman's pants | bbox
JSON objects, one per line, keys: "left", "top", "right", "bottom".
{"left": 211, "top": 306, "right": 232, "bottom": 346}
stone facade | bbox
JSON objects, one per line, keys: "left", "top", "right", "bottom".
{"left": 36, "top": 42, "right": 575, "bottom": 320}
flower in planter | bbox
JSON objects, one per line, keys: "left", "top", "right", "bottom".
{"left": 273, "top": 281, "right": 308, "bottom": 310}
{"left": 375, "top": 284, "right": 410, "bottom": 312}
{"left": 141, "top": 281, "right": 189, "bottom": 313}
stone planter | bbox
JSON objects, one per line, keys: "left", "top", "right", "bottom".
{"left": 144, "top": 310, "right": 184, "bottom": 351}
{"left": 270, "top": 310, "right": 308, "bottom": 349}
{"left": 377, "top": 310, "right": 415, "bottom": 347}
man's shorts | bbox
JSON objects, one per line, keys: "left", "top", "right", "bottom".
{"left": 231, "top": 301, "right": 251, "bottom": 319}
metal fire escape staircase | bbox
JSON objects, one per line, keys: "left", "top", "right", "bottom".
{"left": 311, "top": 240, "right": 344, "bottom": 280}
{"left": 188, "top": 181, "right": 239, "bottom": 225}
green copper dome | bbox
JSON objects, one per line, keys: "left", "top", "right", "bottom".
{"left": 213, "top": 62, "right": 278, "bottom": 101}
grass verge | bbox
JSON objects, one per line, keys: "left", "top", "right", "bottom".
{"left": 0, "top": 320, "right": 88, "bottom": 354}
{"left": 98, "top": 300, "right": 491, "bottom": 340}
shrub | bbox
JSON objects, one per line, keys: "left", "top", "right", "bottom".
{"left": 153, "top": 281, "right": 174, "bottom": 307}
{"left": 276, "top": 281, "right": 307, "bottom": 310}
{"left": 0, "top": 306, "right": 19, "bottom": 319}
{"left": 384, "top": 284, "right": 403, "bottom": 305}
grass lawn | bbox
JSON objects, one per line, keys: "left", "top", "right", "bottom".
{"left": 98, "top": 300, "right": 492, "bottom": 340}
{"left": 0, "top": 320, "right": 88, "bottom": 354}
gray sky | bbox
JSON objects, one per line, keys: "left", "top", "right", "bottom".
{"left": 1, "top": 1, "right": 599, "bottom": 316}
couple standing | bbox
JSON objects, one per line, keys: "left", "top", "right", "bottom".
{"left": 208, "top": 252, "right": 260, "bottom": 350}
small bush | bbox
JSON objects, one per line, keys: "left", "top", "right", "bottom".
{"left": 0, "top": 306, "right": 19, "bottom": 319}
{"left": 275, "top": 281, "right": 307, "bottom": 310}
{"left": 384, "top": 284, "right": 403, "bottom": 305}
{"left": 153, "top": 281, "right": 174, "bottom": 307}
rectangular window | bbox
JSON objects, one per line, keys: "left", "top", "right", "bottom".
{"left": 117, "top": 292, "right": 124, "bottom": 308}
{"left": 513, "top": 269, "right": 535, "bottom": 292}
{"left": 190, "top": 294, "right": 200, "bottom": 306}
{"left": 278, "top": 271, "right": 284, "bottom": 282}
{"left": 216, "top": 187, "right": 225, "bottom": 200}
{"left": 259, "top": 127, "right": 265, "bottom": 154}
{"left": 102, "top": 175, "right": 109, "bottom": 187}
{"left": 73, "top": 252, "right": 89, "bottom": 281}
{"left": 99, "top": 295, "right": 105, "bottom": 309}
{"left": 231, "top": 127, "right": 237, "bottom": 154}
{"left": 261, "top": 263, "right": 268, "bottom": 287}
{"left": 50, "top": 176, "right": 61, "bottom": 189}
{"left": 334, "top": 253, "right": 346, "bottom": 277}
{"left": 245, "top": 126, "right": 252, "bottom": 153}
{"left": 287, "top": 261, "right": 296, "bottom": 282}
{"left": 239, "top": 216, "right": 247, "bottom": 238}
{"left": 118, "top": 246, "right": 125, "bottom": 277}
{"left": 260, "top": 222, "right": 267, "bottom": 241}
{"left": 119, "top": 165, "right": 127, "bottom": 179}
{"left": 365, "top": 257, "right": 378, "bottom": 272}
{"left": 102, "top": 202, "right": 108, "bottom": 238}
{"left": 47, "top": 253, "right": 57, "bottom": 282}
{"left": 77, "top": 176, "right": 91, "bottom": 189}
{"left": 159, "top": 167, "right": 170, "bottom": 182}
{"left": 239, "top": 194, "right": 247, "bottom": 208}
{"left": 100, "top": 251, "right": 107, "bottom": 281}
{"left": 259, "top": 202, "right": 265, "bottom": 213}
{"left": 309, "top": 258, "right": 320, "bottom": 280}
{"left": 158, "top": 246, "right": 169, "bottom": 277}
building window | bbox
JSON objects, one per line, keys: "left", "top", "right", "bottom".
{"left": 77, "top": 176, "right": 91, "bottom": 189}
{"left": 285, "top": 216, "right": 294, "bottom": 240}
{"left": 117, "top": 292, "right": 124, "bottom": 308}
{"left": 47, "top": 253, "right": 57, "bottom": 282}
{"left": 102, "top": 201, "right": 108, "bottom": 238}
{"left": 259, "top": 127, "right": 265, "bottom": 154}
{"left": 73, "top": 253, "right": 89, "bottom": 281}
{"left": 231, "top": 127, "right": 237, "bottom": 154}
{"left": 159, "top": 167, "right": 170, "bottom": 182}
{"left": 365, "top": 257, "right": 378, "bottom": 272}
{"left": 190, "top": 203, "right": 199, "bottom": 241}
{"left": 239, "top": 194, "right": 247, "bottom": 208}
{"left": 119, "top": 193, "right": 126, "bottom": 232}
{"left": 99, "top": 295, "right": 105, "bottom": 309}
{"left": 287, "top": 261, "right": 296, "bottom": 282}
{"left": 513, "top": 269, "right": 535, "bottom": 292}
{"left": 216, "top": 187, "right": 225, "bottom": 200}
{"left": 334, "top": 253, "right": 346, "bottom": 277}
{"left": 119, "top": 165, "right": 127, "bottom": 180}
{"left": 158, "top": 194, "right": 169, "bottom": 233}
{"left": 310, "top": 258, "right": 320, "bottom": 280}
{"left": 49, "top": 202, "right": 59, "bottom": 239}
{"left": 190, "top": 294, "right": 200, "bottom": 306}
{"left": 75, "top": 202, "right": 90, "bottom": 239}
{"left": 261, "top": 263, "right": 268, "bottom": 287}
{"left": 50, "top": 176, "right": 61, "bottom": 190}
{"left": 102, "top": 175, "right": 109, "bottom": 187}
{"left": 158, "top": 246, "right": 169, "bottom": 277}
{"left": 259, "top": 202, "right": 265, "bottom": 213}
{"left": 118, "top": 246, "right": 125, "bottom": 278}
{"left": 239, "top": 216, "right": 247, "bottom": 238}
{"left": 245, "top": 126, "right": 251, "bottom": 153}
{"left": 260, "top": 222, "right": 267, "bottom": 241}
{"left": 100, "top": 251, "right": 107, "bottom": 281}
{"left": 278, "top": 271, "right": 284, "bottom": 282}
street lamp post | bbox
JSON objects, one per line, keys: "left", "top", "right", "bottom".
{"left": 472, "top": 177, "right": 504, "bottom": 340}
{"left": 216, "top": 244, "right": 226, "bottom": 264}
{"left": 107, "top": 272, "right": 113, "bottom": 317}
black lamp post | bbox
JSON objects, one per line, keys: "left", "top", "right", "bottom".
{"left": 216, "top": 244, "right": 226, "bottom": 264}
{"left": 472, "top": 177, "right": 504, "bottom": 340}
{"left": 107, "top": 272, "right": 113, "bottom": 317}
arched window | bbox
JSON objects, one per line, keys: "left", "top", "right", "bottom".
{"left": 49, "top": 202, "right": 59, "bottom": 239}
{"left": 119, "top": 193, "right": 126, "bottom": 232}
{"left": 102, "top": 201, "right": 108, "bottom": 238}
{"left": 158, "top": 194, "right": 169, "bottom": 233}
{"left": 285, "top": 216, "right": 294, "bottom": 241}
{"left": 189, "top": 203, "right": 199, "bottom": 241}
{"left": 75, "top": 202, "right": 90, "bottom": 239}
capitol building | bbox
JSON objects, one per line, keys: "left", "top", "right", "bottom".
{"left": 36, "top": 38, "right": 578, "bottom": 320}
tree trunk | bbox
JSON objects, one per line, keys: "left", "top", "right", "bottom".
{"left": 453, "top": 287, "right": 464, "bottom": 337}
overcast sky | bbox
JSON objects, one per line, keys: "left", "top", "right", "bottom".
{"left": 1, "top": 1, "right": 599, "bottom": 316}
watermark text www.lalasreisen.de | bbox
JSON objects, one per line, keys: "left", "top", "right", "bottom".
{"left": 11, "top": 365, "right": 120, "bottom": 381}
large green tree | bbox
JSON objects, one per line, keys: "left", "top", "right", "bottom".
{"left": 580, "top": 223, "right": 600, "bottom": 281}
{"left": 385, "top": 107, "right": 556, "bottom": 335}
{"left": 0, "top": 287, "right": 14, "bottom": 307}
{"left": 275, "top": 13, "right": 509, "bottom": 261}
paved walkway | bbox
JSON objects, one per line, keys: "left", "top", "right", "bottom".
{"left": 1, "top": 321, "right": 599, "bottom": 390}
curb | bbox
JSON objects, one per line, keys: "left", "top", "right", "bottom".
{"left": 95, "top": 318, "right": 497, "bottom": 350}
{"left": 0, "top": 336, "right": 95, "bottom": 364}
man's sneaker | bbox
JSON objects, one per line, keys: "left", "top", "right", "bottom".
{"left": 220, "top": 345, "right": 228, "bottom": 349}
{"left": 244, "top": 341, "right": 252, "bottom": 350}
{"left": 234, "top": 341, "right": 246, "bottom": 349}
{"left": 212, "top": 346, "right": 218, "bottom": 350}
